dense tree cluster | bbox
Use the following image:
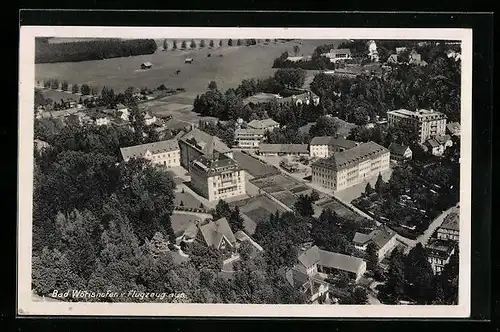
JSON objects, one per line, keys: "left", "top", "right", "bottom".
{"left": 35, "top": 38, "right": 157, "bottom": 63}
{"left": 378, "top": 243, "right": 458, "bottom": 305}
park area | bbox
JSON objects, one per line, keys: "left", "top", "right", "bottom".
{"left": 36, "top": 39, "right": 341, "bottom": 107}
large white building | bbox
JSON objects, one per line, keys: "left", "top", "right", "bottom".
{"left": 309, "top": 136, "right": 358, "bottom": 158}
{"left": 387, "top": 109, "right": 447, "bottom": 144}
{"left": 190, "top": 151, "right": 246, "bottom": 202}
{"left": 178, "top": 128, "right": 233, "bottom": 169}
{"left": 120, "top": 139, "right": 180, "bottom": 167}
{"left": 234, "top": 128, "right": 266, "bottom": 149}
{"left": 311, "top": 141, "right": 390, "bottom": 192}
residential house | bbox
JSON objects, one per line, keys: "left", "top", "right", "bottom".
{"left": 425, "top": 239, "right": 456, "bottom": 275}
{"left": 321, "top": 48, "right": 353, "bottom": 63}
{"left": 184, "top": 58, "right": 193, "bottom": 64}
{"left": 190, "top": 152, "right": 245, "bottom": 202}
{"left": 116, "top": 103, "right": 129, "bottom": 121}
{"left": 247, "top": 118, "right": 280, "bottom": 132}
{"left": 311, "top": 141, "right": 390, "bottom": 192}
{"left": 309, "top": 136, "right": 358, "bottom": 158}
{"left": 120, "top": 139, "right": 180, "bottom": 167}
{"left": 388, "top": 143, "right": 412, "bottom": 162}
{"left": 425, "top": 135, "right": 453, "bottom": 156}
{"left": 387, "top": 109, "right": 447, "bottom": 143}
{"left": 286, "top": 56, "right": 304, "bottom": 62}
{"left": 141, "top": 62, "right": 152, "bottom": 69}
{"left": 258, "top": 144, "right": 309, "bottom": 157}
{"left": 409, "top": 50, "right": 428, "bottom": 66}
{"left": 446, "top": 49, "right": 461, "bottom": 61}
{"left": 352, "top": 225, "right": 398, "bottom": 261}
{"left": 34, "top": 139, "right": 50, "bottom": 152}
{"left": 387, "top": 54, "right": 399, "bottom": 64}
{"left": 293, "top": 245, "right": 367, "bottom": 283}
{"left": 196, "top": 217, "right": 237, "bottom": 250}
{"left": 178, "top": 128, "right": 233, "bottom": 169}
{"left": 285, "top": 265, "right": 331, "bottom": 304}
{"left": 234, "top": 128, "right": 266, "bottom": 149}
{"left": 437, "top": 212, "right": 459, "bottom": 242}
{"left": 446, "top": 122, "right": 461, "bottom": 136}
{"left": 368, "top": 40, "right": 379, "bottom": 62}
{"left": 93, "top": 114, "right": 111, "bottom": 126}
{"left": 144, "top": 112, "right": 157, "bottom": 126}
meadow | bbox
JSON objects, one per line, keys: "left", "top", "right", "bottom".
{"left": 35, "top": 39, "right": 343, "bottom": 107}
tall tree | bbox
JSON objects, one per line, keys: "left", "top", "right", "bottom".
{"left": 200, "top": 40, "right": 206, "bottom": 48}
{"left": 366, "top": 242, "right": 379, "bottom": 271}
{"left": 228, "top": 206, "right": 245, "bottom": 233}
{"left": 274, "top": 68, "right": 306, "bottom": 89}
{"left": 71, "top": 84, "right": 79, "bottom": 94}
{"left": 364, "top": 182, "right": 373, "bottom": 196}
{"left": 219, "top": 40, "right": 223, "bottom": 47}
{"left": 294, "top": 194, "right": 314, "bottom": 217}
{"left": 190, "top": 39, "right": 197, "bottom": 48}
{"left": 228, "top": 39, "right": 233, "bottom": 46}
{"left": 181, "top": 40, "right": 187, "bottom": 49}
{"left": 309, "top": 116, "right": 340, "bottom": 137}
{"left": 163, "top": 39, "right": 168, "bottom": 50}
{"left": 404, "top": 243, "right": 435, "bottom": 304}
{"left": 213, "top": 199, "right": 232, "bottom": 220}
{"left": 81, "top": 84, "right": 91, "bottom": 96}
{"left": 378, "top": 248, "right": 406, "bottom": 304}
{"left": 236, "top": 39, "right": 242, "bottom": 46}
{"left": 375, "top": 173, "right": 385, "bottom": 195}
{"left": 208, "top": 81, "right": 218, "bottom": 90}
{"left": 209, "top": 40, "right": 214, "bottom": 48}
{"left": 172, "top": 40, "right": 177, "bottom": 49}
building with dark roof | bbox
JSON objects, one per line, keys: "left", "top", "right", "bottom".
{"left": 311, "top": 141, "right": 390, "bottom": 192}
{"left": 196, "top": 217, "right": 237, "bottom": 250}
{"left": 437, "top": 211, "right": 459, "bottom": 242}
{"left": 388, "top": 142, "right": 412, "bottom": 162}
{"left": 141, "top": 62, "right": 152, "bottom": 69}
{"left": 352, "top": 225, "right": 398, "bottom": 261}
{"left": 425, "top": 239, "right": 456, "bottom": 275}
{"left": 178, "top": 128, "right": 232, "bottom": 169}
{"left": 446, "top": 122, "right": 461, "bottom": 136}
{"left": 257, "top": 144, "right": 309, "bottom": 157}
{"left": 310, "top": 136, "right": 358, "bottom": 158}
{"left": 120, "top": 139, "right": 180, "bottom": 167}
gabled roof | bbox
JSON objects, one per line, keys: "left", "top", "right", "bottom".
{"left": 142, "top": 61, "right": 152, "bottom": 66}
{"left": 234, "top": 128, "right": 266, "bottom": 136}
{"left": 191, "top": 153, "right": 239, "bottom": 176}
{"left": 353, "top": 225, "right": 396, "bottom": 249}
{"left": 387, "top": 54, "right": 399, "bottom": 63}
{"left": 120, "top": 139, "right": 179, "bottom": 160}
{"left": 198, "top": 217, "right": 236, "bottom": 248}
{"left": 440, "top": 212, "right": 459, "bottom": 232}
{"left": 180, "top": 128, "right": 231, "bottom": 155}
{"left": 310, "top": 136, "right": 357, "bottom": 149}
{"left": 426, "top": 139, "right": 440, "bottom": 148}
{"left": 389, "top": 142, "right": 410, "bottom": 156}
{"left": 312, "top": 141, "right": 388, "bottom": 171}
{"left": 247, "top": 118, "right": 279, "bottom": 129}
{"left": 446, "top": 122, "right": 461, "bottom": 135}
{"left": 298, "top": 246, "right": 366, "bottom": 275}
{"left": 329, "top": 48, "right": 352, "bottom": 55}
{"left": 434, "top": 135, "right": 451, "bottom": 145}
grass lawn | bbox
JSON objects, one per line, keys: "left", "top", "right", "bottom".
{"left": 35, "top": 39, "right": 344, "bottom": 106}
{"left": 174, "top": 191, "right": 204, "bottom": 209}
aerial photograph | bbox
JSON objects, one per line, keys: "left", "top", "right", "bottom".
{"left": 31, "top": 36, "right": 461, "bottom": 306}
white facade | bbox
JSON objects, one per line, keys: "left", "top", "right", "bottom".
{"left": 142, "top": 149, "right": 180, "bottom": 167}
{"left": 234, "top": 129, "right": 265, "bottom": 149}
{"left": 95, "top": 117, "right": 111, "bottom": 126}
{"left": 387, "top": 109, "right": 447, "bottom": 143}
{"left": 191, "top": 167, "right": 246, "bottom": 202}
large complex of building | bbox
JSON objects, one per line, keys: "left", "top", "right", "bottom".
{"left": 311, "top": 141, "right": 390, "bottom": 192}
{"left": 309, "top": 136, "right": 358, "bottom": 158}
{"left": 387, "top": 109, "right": 447, "bottom": 143}
{"left": 178, "top": 128, "right": 233, "bottom": 169}
{"left": 234, "top": 128, "right": 266, "bottom": 149}
{"left": 190, "top": 150, "right": 246, "bottom": 202}
{"left": 120, "top": 139, "right": 180, "bottom": 167}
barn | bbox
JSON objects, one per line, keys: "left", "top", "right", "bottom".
{"left": 184, "top": 58, "right": 193, "bottom": 64}
{"left": 141, "top": 62, "right": 152, "bottom": 69}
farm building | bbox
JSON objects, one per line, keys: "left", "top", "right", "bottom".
{"left": 141, "top": 62, "right": 152, "bottom": 69}
{"left": 185, "top": 58, "right": 193, "bottom": 64}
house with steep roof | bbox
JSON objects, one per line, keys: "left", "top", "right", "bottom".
{"left": 387, "top": 54, "right": 399, "bottom": 64}
{"left": 311, "top": 141, "right": 390, "bottom": 192}
{"left": 178, "top": 128, "right": 233, "bottom": 169}
{"left": 120, "top": 139, "right": 180, "bottom": 167}
{"left": 425, "top": 134, "right": 453, "bottom": 156}
{"left": 144, "top": 112, "right": 157, "bottom": 126}
{"left": 437, "top": 212, "right": 459, "bottom": 242}
{"left": 352, "top": 225, "right": 398, "bottom": 261}
{"left": 141, "top": 62, "right": 152, "bottom": 69}
{"left": 196, "top": 217, "right": 237, "bottom": 250}
{"left": 309, "top": 136, "right": 358, "bottom": 158}
{"left": 388, "top": 142, "right": 412, "bottom": 162}
{"left": 408, "top": 50, "right": 428, "bottom": 66}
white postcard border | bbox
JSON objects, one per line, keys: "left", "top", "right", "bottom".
{"left": 18, "top": 26, "right": 473, "bottom": 318}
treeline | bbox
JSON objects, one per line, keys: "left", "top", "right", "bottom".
{"left": 35, "top": 38, "right": 157, "bottom": 63}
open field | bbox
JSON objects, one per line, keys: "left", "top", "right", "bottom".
{"left": 316, "top": 198, "right": 365, "bottom": 222}
{"left": 174, "top": 191, "right": 204, "bottom": 208}
{"left": 36, "top": 39, "right": 343, "bottom": 106}
{"left": 232, "top": 151, "right": 280, "bottom": 178}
